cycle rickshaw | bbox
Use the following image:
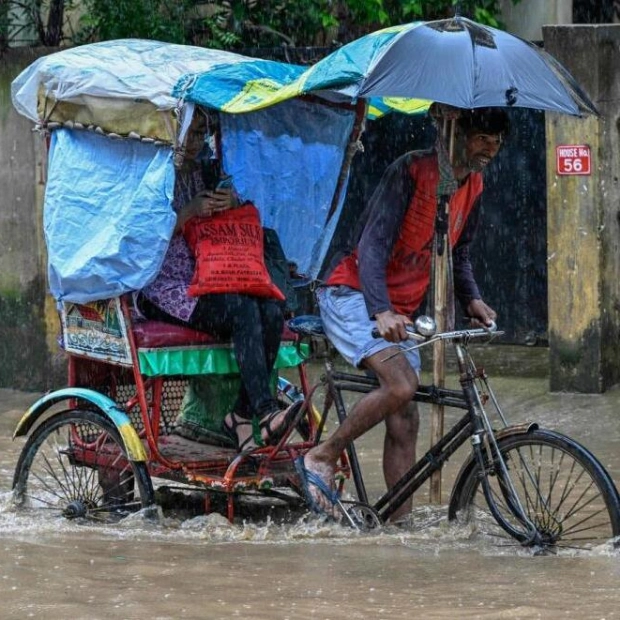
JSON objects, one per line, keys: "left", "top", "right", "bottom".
{"left": 9, "top": 39, "right": 620, "bottom": 551}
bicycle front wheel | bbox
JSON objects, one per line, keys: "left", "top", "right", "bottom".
{"left": 448, "top": 429, "right": 620, "bottom": 550}
{"left": 13, "top": 409, "right": 155, "bottom": 523}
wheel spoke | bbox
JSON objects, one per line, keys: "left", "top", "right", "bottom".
{"left": 38, "top": 447, "right": 73, "bottom": 500}
{"left": 13, "top": 410, "right": 149, "bottom": 523}
{"left": 451, "top": 431, "right": 620, "bottom": 550}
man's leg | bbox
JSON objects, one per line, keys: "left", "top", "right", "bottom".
{"left": 302, "top": 349, "right": 418, "bottom": 514}
{"left": 383, "top": 401, "right": 420, "bottom": 521}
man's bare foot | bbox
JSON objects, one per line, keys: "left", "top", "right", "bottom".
{"left": 296, "top": 451, "right": 339, "bottom": 518}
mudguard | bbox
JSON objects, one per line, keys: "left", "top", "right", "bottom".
{"left": 12, "top": 387, "right": 148, "bottom": 462}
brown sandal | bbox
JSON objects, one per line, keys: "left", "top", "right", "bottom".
{"left": 223, "top": 412, "right": 264, "bottom": 452}
{"left": 259, "top": 402, "right": 302, "bottom": 446}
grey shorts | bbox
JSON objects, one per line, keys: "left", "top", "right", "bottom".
{"left": 316, "top": 285, "right": 421, "bottom": 374}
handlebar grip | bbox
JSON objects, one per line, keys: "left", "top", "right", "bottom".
{"left": 463, "top": 317, "right": 498, "bottom": 333}
{"left": 371, "top": 325, "right": 417, "bottom": 339}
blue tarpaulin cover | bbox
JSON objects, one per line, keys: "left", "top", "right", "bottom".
{"left": 221, "top": 98, "right": 354, "bottom": 278}
{"left": 42, "top": 102, "right": 352, "bottom": 302}
{"left": 11, "top": 39, "right": 430, "bottom": 303}
{"left": 45, "top": 129, "right": 175, "bottom": 302}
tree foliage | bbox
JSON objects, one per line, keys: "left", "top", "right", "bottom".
{"left": 76, "top": 0, "right": 198, "bottom": 44}
{"left": 2, "top": 0, "right": 68, "bottom": 50}
{"left": 6, "top": 0, "right": 521, "bottom": 51}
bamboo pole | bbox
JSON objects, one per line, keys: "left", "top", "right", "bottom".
{"left": 325, "top": 100, "right": 367, "bottom": 223}
{"left": 429, "top": 119, "right": 455, "bottom": 505}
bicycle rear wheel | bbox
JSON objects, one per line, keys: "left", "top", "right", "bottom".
{"left": 448, "top": 429, "right": 620, "bottom": 550}
{"left": 13, "top": 409, "right": 155, "bottom": 523}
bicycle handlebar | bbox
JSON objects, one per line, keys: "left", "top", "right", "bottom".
{"left": 371, "top": 318, "right": 499, "bottom": 344}
{"left": 371, "top": 325, "right": 422, "bottom": 340}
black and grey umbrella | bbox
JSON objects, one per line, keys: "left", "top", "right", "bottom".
{"left": 305, "top": 15, "right": 597, "bottom": 116}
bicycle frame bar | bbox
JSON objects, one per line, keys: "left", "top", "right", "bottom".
{"left": 327, "top": 366, "right": 472, "bottom": 522}
{"left": 325, "top": 338, "right": 542, "bottom": 529}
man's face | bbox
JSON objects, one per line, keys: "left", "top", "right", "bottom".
{"left": 463, "top": 131, "right": 503, "bottom": 172}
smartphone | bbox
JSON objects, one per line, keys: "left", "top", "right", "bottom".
{"left": 216, "top": 175, "right": 233, "bottom": 190}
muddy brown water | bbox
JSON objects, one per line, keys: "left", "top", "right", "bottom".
{"left": 2, "top": 347, "right": 620, "bottom": 619}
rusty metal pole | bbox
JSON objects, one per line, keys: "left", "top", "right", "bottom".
{"left": 429, "top": 118, "right": 455, "bottom": 505}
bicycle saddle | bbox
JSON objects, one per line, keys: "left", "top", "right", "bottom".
{"left": 287, "top": 315, "right": 325, "bottom": 337}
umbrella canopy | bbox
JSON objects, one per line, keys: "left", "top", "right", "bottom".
{"left": 300, "top": 16, "right": 598, "bottom": 116}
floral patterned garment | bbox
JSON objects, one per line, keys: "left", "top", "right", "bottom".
{"left": 141, "top": 168, "right": 205, "bottom": 322}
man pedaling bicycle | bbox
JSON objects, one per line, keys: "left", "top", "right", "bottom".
{"left": 295, "top": 105, "right": 511, "bottom": 521}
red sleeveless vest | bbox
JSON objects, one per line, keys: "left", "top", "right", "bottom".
{"left": 327, "top": 155, "right": 483, "bottom": 315}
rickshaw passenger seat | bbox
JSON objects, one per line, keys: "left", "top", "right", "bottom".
{"left": 132, "top": 320, "right": 298, "bottom": 349}
{"left": 133, "top": 320, "right": 216, "bottom": 348}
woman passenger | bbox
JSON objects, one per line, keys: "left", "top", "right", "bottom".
{"left": 137, "top": 109, "right": 296, "bottom": 452}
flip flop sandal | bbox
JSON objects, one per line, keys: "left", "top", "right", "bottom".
{"left": 294, "top": 455, "right": 341, "bottom": 516}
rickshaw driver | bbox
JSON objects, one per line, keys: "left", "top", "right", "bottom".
{"left": 138, "top": 110, "right": 298, "bottom": 452}
{"left": 296, "top": 106, "right": 510, "bottom": 520}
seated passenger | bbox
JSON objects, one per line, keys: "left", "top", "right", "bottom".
{"left": 138, "top": 109, "right": 296, "bottom": 452}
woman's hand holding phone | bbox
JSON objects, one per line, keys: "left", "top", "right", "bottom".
{"left": 196, "top": 177, "right": 237, "bottom": 215}
{"left": 176, "top": 176, "right": 238, "bottom": 232}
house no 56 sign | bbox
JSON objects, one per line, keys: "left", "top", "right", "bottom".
{"left": 556, "top": 145, "right": 591, "bottom": 175}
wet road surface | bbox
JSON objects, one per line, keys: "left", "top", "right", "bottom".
{"left": 2, "top": 352, "right": 620, "bottom": 619}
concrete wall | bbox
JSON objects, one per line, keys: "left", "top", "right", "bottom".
{"left": 500, "top": 0, "right": 573, "bottom": 40}
{"left": 0, "top": 47, "right": 64, "bottom": 391}
{"left": 545, "top": 25, "right": 620, "bottom": 392}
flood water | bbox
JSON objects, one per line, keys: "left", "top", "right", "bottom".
{"left": 2, "top": 350, "right": 620, "bottom": 619}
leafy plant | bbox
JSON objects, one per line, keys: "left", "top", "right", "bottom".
{"left": 76, "top": 0, "right": 190, "bottom": 43}
{"left": 345, "top": 0, "right": 520, "bottom": 30}
{"left": 1, "top": 0, "right": 74, "bottom": 50}
{"left": 3, "top": 0, "right": 523, "bottom": 50}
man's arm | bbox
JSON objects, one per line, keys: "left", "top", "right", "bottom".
{"left": 453, "top": 198, "right": 481, "bottom": 307}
